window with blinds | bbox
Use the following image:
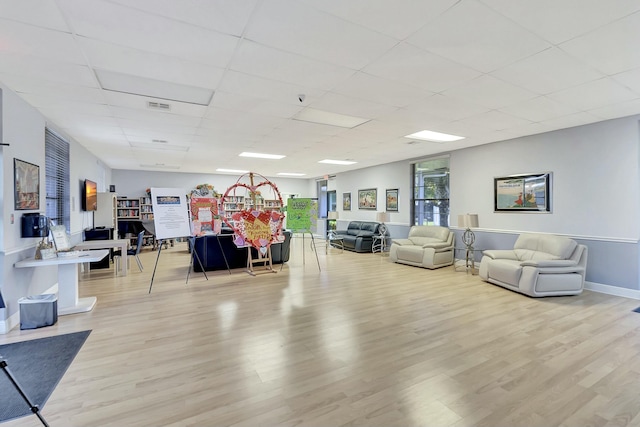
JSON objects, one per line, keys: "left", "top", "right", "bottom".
{"left": 45, "top": 128, "right": 70, "bottom": 231}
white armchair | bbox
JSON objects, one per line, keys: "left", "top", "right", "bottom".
{"left": 479, "top": 233, "right": 588, "bottom": 297}
{"left": 390, "top": 225, "right": 454, "bottom": 269}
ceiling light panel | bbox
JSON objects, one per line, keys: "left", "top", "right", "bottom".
{"left": 216, "top": 168, "right": 250, "bottom": 174}
{"left": 293, "top": 107, "right": 370, "bottom": 128}
{"left": 404, "top": 130, "right": 465, "bottom": 142}
{"left": 318, "top": 159, "right": 357, "bottom": 165}
{"left": 96, "top": 69, "right": 214, "bottom": 105}
{"left": 239, "top": 152, "right": 286, "bottom": 159}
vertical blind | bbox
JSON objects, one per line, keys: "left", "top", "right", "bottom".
{"left": 45, "top": 128, "right": 70, "bottom": 231}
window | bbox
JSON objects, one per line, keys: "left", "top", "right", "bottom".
{"left": 411, "top": 157, "right": 450, "bottom": 227}
{"left": 45, "top": 128, "right": 70, "bottom": 231}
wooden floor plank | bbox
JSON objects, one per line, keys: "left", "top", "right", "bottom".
{"left": 2, "top": 239, "right": 640, "bottom": 427}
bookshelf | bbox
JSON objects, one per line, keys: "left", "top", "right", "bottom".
{"left": 117, "top": 197, "right": 140, "bottom": 219}
{"left": 140, "top": 196, "right": 154, "bottom": 220}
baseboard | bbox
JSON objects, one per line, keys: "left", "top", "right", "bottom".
{"left": 585, "top": 281, "right": 640, "bottom": 300}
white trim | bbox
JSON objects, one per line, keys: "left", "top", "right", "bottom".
{"left": 453, "top": 227, "right": 638, "bottom": 244}
{"left": 585, "top": 281, "right": 640, "bottom": 300}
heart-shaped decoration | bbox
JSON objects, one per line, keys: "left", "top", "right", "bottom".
{"left": 221, "top": 173, "right": 285, "bottom": 253}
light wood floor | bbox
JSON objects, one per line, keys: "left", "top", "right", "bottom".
{"left": 3, "top": 238, "right": 640, "bottom": 427}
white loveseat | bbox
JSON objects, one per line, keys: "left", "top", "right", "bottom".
{"left": 479, "top": 233, "right": 588, "bottom": 297}
{"left": 389, "top": 225, "right": 454, "bottom": 269}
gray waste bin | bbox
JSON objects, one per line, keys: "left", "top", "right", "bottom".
{"left": 18, "top": 294, "right": 58, "bottom": 329}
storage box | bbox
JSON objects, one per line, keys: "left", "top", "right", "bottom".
{"left": 19, "top": 294, "right": 58, "bottom": 330}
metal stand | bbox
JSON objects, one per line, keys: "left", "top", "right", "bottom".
{"left": 149, "top": 237, "right": 209, "bottom": 293}
{"left": 0, "top": 357, "right": 49, "bottom": 427}
{"left": 186, "top": 237, "right": 210, "bottom": 284}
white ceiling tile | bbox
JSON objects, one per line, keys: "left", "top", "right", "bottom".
{"left": 491, "top": 47, "right": 605, "bottom": 95}
{"left": 218, "top": 70, "right": 327, "bottom": 106}
{"left": 587, "top": 99, "right": 640, "bottom": 120}
{"left": 229, "top": 40, "right": 356, "bottom": 90}
{"left": 109, "top": 0, "right": 259, "bottom": 37}
{"left": 211, "top": 91, "right": 302, "bottom": 119}
{"left": 547, "top": 78, "right": 638, "bottom": 111}
{"left": 298, "top": 0, "right": 459, "bottom": 40}
{"left": 363, "top": 42, "right": 481, "bottom": 92}
{"left": 498, "top": 96, "right": 579, "bottom": 122}
{"left": 332, "top": 72, "right": 434, "bottom": 108}
{"left": 456, "top": 110, "right": 534, "bottom": 131}
{"left": 0, "top": 55, "right": 97, "bottom": 87}
{"left": 103, "top": 91, "right": 208, "bottom": 118}
{"left": 244, "top": 0, "right": 397, "bottom": 69}
{"left": 77, "top": 38, "right": 225, "bottom": 90}
{"left": 311, "top": 92, "right": 399, "bottom": 119}
{"left": 405, "top": 94, "right": 490, "bottom": 122}
{"left": 613, "top": 68, "right": 640, "bottom": 94}
{"left": 407, "top": 0, "right": 550, "bottom": 73}
{"left": 0, "top": 0, "right": 69, "bottom": 30}
{"left": 58, "top": 0, "right": 239, "bottom": 68}
{"left": 480, "top": 0, "right": 640, "bottom": 44}
{"left": 559, "top": 12, "right": 640, "bottom": 75}
{"left": 0, "top": 19, "right": 85, "bottom": 64}
{"left": 441, "top": 75, "right": 537, "bottom": 109}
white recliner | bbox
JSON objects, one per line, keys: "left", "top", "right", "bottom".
{"left": 390, "top": 225, "right": 454, "bottom": 269}
{"left": 479, "top": 233, "right": 588, "bottom": 297}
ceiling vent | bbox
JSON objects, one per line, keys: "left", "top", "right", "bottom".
{"left": 407, "top": 140, "right": 422, "bottom": 145}
{"left": 151, "top": 139, "right": 168, "bottom": 144}
{"left": 147, "top": 101, "right": 171, "bottom": 111}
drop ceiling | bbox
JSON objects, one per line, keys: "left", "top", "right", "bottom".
{"left": 1, "top": 0, "right": 640, "bottom": 179}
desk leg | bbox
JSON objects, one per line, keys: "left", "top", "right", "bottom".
{"left": 118, "top": 244, "right": 128, "bottom": 276}
{"left": 57, "top": 264, "right": 97, "bottom": 315}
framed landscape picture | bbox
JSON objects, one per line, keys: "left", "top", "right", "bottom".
{"left": 494, "top": 173, "right": 551, "bottom": 212}
{"left": 343, "top": 192, "right": 351, "bottom": 211}
{"left": 386, "top": 189, "right": 398, "bottom": 212}
{"left": 14, "top": 158, "right": 40, "bottom": 210}
{"left": 358, "top": 188, "right": 377, "bottom": 210}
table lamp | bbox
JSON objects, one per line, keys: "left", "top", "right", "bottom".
{"left": 376, "top": 212, "right": 390, "bottom": 235}
{"left": 328, "top": 211, "right": 339, "bottom": 220}
{"left": 458, "top": 213, "right": 479, "bottom": 249}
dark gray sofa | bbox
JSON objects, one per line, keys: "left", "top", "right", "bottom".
{"left": 332, "top": 221, "right": 385, "bottom": 253}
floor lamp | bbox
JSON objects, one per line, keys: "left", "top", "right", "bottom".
{"left": 458, "top": 213, "right": 479, "bottom": 272}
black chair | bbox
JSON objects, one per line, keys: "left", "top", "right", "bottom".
{"left": 114, "top": 231, "right": 144, "bottom": 273}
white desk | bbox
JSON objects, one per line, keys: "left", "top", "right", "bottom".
{"left": 74, "top": 239, "right": 129, "bottom": 276}
{"left": 14, "top": 249, "right": 109, "bottom": 315}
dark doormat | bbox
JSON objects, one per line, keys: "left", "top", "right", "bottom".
{"left": 0, "top": 330, "right": 91, "bottom": 423}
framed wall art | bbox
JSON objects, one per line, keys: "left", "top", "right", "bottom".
{"left": 494, "top": 172, "right": 551, "bottom": 212}
{"left": 386, "top": 189, "right": 398, "bottom": 212}
{"left": 358, "top": 188, "right": 377, "bottom": 210}
{"left": 14, "top": 158, "right": 40, "bottom": 210}
{"left": 343, "top": 192, "right": 351, "bottom": 211}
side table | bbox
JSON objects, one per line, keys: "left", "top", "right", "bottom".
{"left": 454, "top": 246, "right": 483, "bottom": 274}
{"left": 372, "top": 234, "right": 389, "bottom": 255}
{"left": 326, "top": 232, "right": 344, "bottom": 254}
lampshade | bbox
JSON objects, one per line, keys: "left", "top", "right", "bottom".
{"left": 328, "top": 211, "right": 339, "bottom": 220}
{"left": 376, "top": 212, "right": 390, "bottom": 223}
{"left": 458, "top": 213, "right": 479, "bottom": 228}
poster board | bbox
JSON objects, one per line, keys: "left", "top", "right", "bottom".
{"left": 190, "top": 197, "right": 222, "bottom": 235}
{"left": 150, "top": 188, "right": 191, "bottom": 240}
{"left": 286, "top": 198, "right": 318, "bottom": 233}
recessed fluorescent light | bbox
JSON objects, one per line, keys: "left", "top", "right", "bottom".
{"left": 239, "top": 152, "right": 285, "bottom": 160}
{"left": 404, "top": 130, "right": 465, "bottom": 142}
{"left": 318, "top": 159, "right": 357, "bottom": 165}
{"left": 95, "top": 69, "right": 214, "bottom": 106}
{"left": 277, "top": 172, "right": 306, "bottom": 176}
{"left": 293, "top": 108, "right": 370, "bottom": 128}
{"left": 216, "top": 168, "right": 249, "bottom": 174}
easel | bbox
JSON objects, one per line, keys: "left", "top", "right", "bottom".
{"left": 300, "top": 232, "right": 321, "bottom": 271}
{"left": 148, "top": 237, "right": 208, "bottom": 294}
{"left": 246, "top": 245, "right": 277, "bottom": 275}
{"left": 0, "top": 356, "right": 49, "bottom": 426}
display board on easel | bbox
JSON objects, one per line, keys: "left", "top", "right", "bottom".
{"left": 286, "top": 198, "right": 318, "bottom": 233}
{"left": 150, "top": 188, "right": 191, "bottom": 240}
{"left": 190, "top": 197, "right": 222, "bottom": 235}
{"left": 286, "top": 197, "right": 321, "bottom": 270}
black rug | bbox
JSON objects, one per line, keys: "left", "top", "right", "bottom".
{"left": 0, "top": 330, "right": 91, "bottom": 423}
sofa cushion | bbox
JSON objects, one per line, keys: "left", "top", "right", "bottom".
{"left": 357, "top": 231, "right": 375, "bottom": 237}
{"left": 360, "top": 222, "right": 378, "bottom": 233}
{"left": 410, "top": 236, "right": 446, "bottom": 246}
{"left": 408, "top": 225, "right": 450, "bottom": 241}
{"left": 514, "top": 233, "right": 577, "bottom": 260}
{"left": 396, "top": 245, "right": 426, "bottom": 263}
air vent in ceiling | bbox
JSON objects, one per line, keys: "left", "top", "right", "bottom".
{"left": 151, "top": 139, "right": 168, "bottom": 143}
{"left": 147, "top": 101, "right": 171, "bottom": 111}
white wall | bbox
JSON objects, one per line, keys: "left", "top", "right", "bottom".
{"left": 110, "top": 170, "right": 312, "bottom": 202}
